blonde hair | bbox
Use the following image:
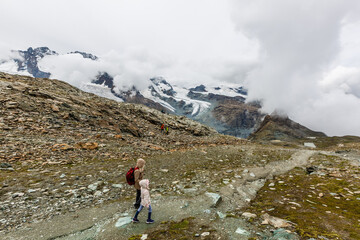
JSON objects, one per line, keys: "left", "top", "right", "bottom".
{"left": 136, "top": 158, "right": 146, "bottom": 170}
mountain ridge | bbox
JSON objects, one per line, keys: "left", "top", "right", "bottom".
{"left": 0, "top": 47, "right": 264, "bottom": 138}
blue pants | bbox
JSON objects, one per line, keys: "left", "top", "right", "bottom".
{"left": 133, "top": 204, "right": 152, "bottom": 220}
{"left": 137, "top": 204, "right": 152, "bottom": 213}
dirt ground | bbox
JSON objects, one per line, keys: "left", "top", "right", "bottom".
{"left": 3, "top": 142, "right": 357, "bottom": 240}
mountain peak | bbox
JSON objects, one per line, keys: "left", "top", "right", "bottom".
{"left": 69, "top": 51, "right": 98, "bottom": 60}
{"left": 150, "top": 76, "right": 168, "bottom": 85}
{"left": 189, "top": 84, "right": 207, "bottom": 92}
{"left": 249, "top": 114, "right": 326, "bottom": 142}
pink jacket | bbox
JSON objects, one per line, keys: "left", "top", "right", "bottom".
{"left": 139, "top": 179, "right": 151, "bottom": 208}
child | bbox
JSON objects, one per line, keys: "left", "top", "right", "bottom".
{"left": 132, "top": 179, "right": 154, "bottom": 224}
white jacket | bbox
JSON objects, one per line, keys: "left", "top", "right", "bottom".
{"left": 139, "top": 179, "right": 151, "bottom": 208}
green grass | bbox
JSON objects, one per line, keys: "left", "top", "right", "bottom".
{"left": 245, "top": 154, "right": 360, "bottom": 239}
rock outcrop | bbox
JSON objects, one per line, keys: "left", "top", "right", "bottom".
{"left": 249, "top": 114, "right": 326, "bottom": 142}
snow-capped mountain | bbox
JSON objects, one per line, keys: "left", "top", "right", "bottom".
{"left": 0, "top": 47, "right": 264, "bottom": 138}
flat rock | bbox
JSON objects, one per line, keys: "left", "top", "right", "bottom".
{"left": 115, "top": 217, "right": 132, "bottom": 228}
{"left": 269, "top": 228, "right": 299, "bottom": 240}
{"left": 261, "top": 213, "right": 292, "bottom": 228}
{"left": 304, "top": 142, "right": 316, "bottom": 148}
{"left": 235, "top": 227, "right": 250, "bottom": 236}
{"left": 241, "top": 212, "right": 257, "bottom": 218}
{"left": 201, "top": 232, "right": 210, "bottom": 237}
{"left": 183, "top": 188, "right": 197, "bottom": 194}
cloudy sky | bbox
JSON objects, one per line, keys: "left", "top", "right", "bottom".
{"left": 1, "top": 0, "right": 360, "bottom": 136}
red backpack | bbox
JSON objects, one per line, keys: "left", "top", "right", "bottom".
{"left": 126, "top": 167, "right": 138, "bottom": 185}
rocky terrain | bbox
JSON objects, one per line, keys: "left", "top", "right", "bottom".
{"left": 0, "top": 47, "right": 264, "bottom": 138}
{"left": 1, "top": 72, "right": 360, "bottom": 240}
{"left": 249, "top": 114, "right": 327, "bottom": 143}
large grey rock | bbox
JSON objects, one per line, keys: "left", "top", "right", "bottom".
{"left": 235, "top": 227, "right": 250, "bottom": 236}
{"left": 269, "top": 228, "right": 299, "bottom": 240}
{"left": 88, "top": 181, "right": 102, "bottom": 191}
{"left": 205, "top": 192, "right": 222, "bottom": 208}
{"left": 304, "top": 142, "right": 316, "bottom": 148}
{"left": 115, "top": 217, "right": 132, "bottom": 228}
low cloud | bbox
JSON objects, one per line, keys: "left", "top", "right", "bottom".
{"left": 1, "top": 0, "right": 360, "bottom": 136}
{"left": 230, "top": 0, "right": 360, "bottom": 136}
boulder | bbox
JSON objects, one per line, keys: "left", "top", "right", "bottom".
{"left": 235, "top": 227, "right": 250, "bottom": 236}
{"left": 205, "top": 192, "right": 222, "bottom": 208}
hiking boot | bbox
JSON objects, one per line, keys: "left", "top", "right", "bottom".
{"left": 146, "top": 219, "right": 154, "bottom": 224}
{"left": 146, "top": 212, "right": 154, "bottom": 224}
{"left": 132, "top": 218, "right": 139, "bottom": 223}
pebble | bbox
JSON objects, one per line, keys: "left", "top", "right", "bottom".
{"left": 269, "top": 183, "right": 275, "bottom": 187}
{"left": 12, "top": 192, "right": 24, "bottom": 198}
{"left": 94, "top": 191, "right": 102, "bottom": 197}
{"left": 201, "top": 232, "right": 210, "bottom": 237}
{"left": 88, "top": 181, "right": 102, "bottom": 191}
{"left": 242, "top": 212, "right": 257, "bottom": 218}
{"left": 217, "top": 211, "right": 226, "bottom": 219}
{"left": 60, "top": 174, "right": 66, "bottom": 178}
{"left": 249, "top": 172, "right": 256, "bottom": 177}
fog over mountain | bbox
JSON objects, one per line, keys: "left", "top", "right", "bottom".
{"left": 1, "top": 0, "right": 360, "bottom": 136}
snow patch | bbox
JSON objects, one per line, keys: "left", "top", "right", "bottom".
{"left": 81, "top": 83, "right": 123, "bottom": 102}
{"left": 0, "top": 61, "right": 31, "bottom": 76}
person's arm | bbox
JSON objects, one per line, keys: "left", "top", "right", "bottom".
{"left": 134, "top": 169, "right": 140, "bottom": 185}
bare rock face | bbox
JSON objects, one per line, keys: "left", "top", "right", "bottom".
{"left": 212, "top": 99, "right": 264, "bottom": 138}
{"left": 249, "top": 114, "right": 326, "bottom": 142}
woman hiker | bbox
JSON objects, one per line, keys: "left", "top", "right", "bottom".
{"left": 134, "top": 158, "right": 145, "bottom": 209}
